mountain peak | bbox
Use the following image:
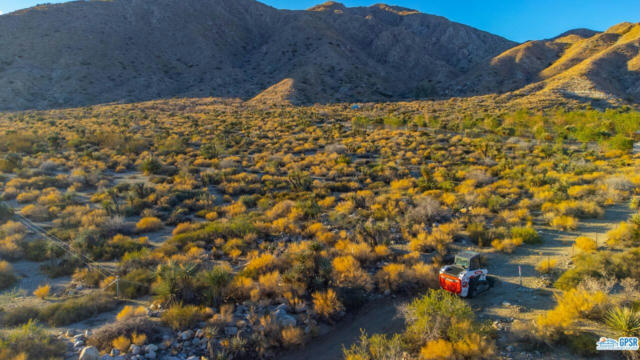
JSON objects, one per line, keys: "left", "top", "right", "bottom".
{"left": 369, "top": 3, "right": 420, "bottom": 15}
{"left": 308, "top": 1, "right": 346, "bottom": 12}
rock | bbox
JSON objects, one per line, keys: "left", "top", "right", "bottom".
{"left": 130, "top": 344, "right": 142, "bottom": 355}
{"left": 502, "top": 301, "right": 511, "bottom": 307}
{"left": 110, "top": 348, "right": 120, "bottom": 356}
{"left": 506, "top": 345, "right": 514, "bottom": 352}
{"left": 224, "top": 327, "right": 238, "bottom": 336}
{"left": 191, "top": 338, "right": 200, "bottom": 346}
{"left": 180, "top": 330, "right": 194, "bottom": 341}
{"left": 195, "top": 329, "right": 205, "bottom": 338}
{"left": 274, "top": 309, "right": 297, "bottom": 327}
{"left": 145, "top": 344, "right": 158, "bottom": 353}
{"left": 79, "top": 346, "right": 100, "bottom": 360}
{"left": 145, "top": 351, "right": 156, "bottom": 359}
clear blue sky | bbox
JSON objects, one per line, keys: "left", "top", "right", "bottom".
{"left": 1, "top": 0, "right": 639, "bottom": 42}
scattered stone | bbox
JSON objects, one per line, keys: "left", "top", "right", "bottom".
{"left": 130, "top": 344, "right": 142, "bottom": 355}
{"left": 274, "top": 309, "right": 297, "bottom": 327}
{"left": 110, "top": 348, "right": 120, "bottom": 356}
{"left": 79, "top": 346, "right": 100, "bottom": 360}
{"left": 180, "top": 330, "right": 194, "bottom": 341}
{"left": 195, "top": 329, "right": 205, "bottom": 338}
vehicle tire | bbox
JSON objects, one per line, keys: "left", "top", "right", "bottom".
{"left": 468, "top": 278, "right": 477, "bottom": 298}
{"left": 486, "top": 275, "right": 497, "bottom": 287}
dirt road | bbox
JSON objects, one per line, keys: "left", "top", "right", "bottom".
{"left": 280, "top": 204, "right": 633, "bottom": 360}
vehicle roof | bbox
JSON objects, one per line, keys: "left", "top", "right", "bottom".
{"left": 456, "top": 250, "right": 480, "bottom": 259}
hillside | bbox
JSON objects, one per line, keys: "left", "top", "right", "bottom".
{"left": 0, "top": 0, "right": 638, "bottom": 110}
{"left": 0, "top": 0, "right": 514, "bottom": 110}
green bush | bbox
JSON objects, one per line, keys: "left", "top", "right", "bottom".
{"left": 0, "top": 261, "right": 18, "bottom": 291}
{"left": 0, "top": 306, "right": 40, "bottom": 327}
{"left": 38, "top": 294, "right": 117, "bottom": 326}
{"left": 511, "top": 226, "right": 541, "bottom": 244}
{"left": 161, "top": 304, "right": 208, "bottom": 330}
{"left": 0, "top": 320, "right": 66, "bottom": 360}
{"left": 119, "top": 269, "right": 154, "bottom": 299}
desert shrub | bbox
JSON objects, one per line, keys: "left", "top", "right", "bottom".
{"left": 19, "top": 204, "right": 50, "bottom": 221}
{"left": 535, "top": 258, "right": 558, "bottom": 274}
{"left": 534, "top": 288, "right": 607, "bottom": 341}
{"left": 136, "top": 216, "right": 163, "bottom": 232}
{"left": 33, "top": 284, "right": 50, "bottom": 300}
{"left": 0, "top": 202, "right": 13, "bottom": 222}
{"left": 0, "top": 306, "right": 40, "bottom": 327}
{"left": 243, "top": 253, "right": 279, "bottom": 278}
{"left": 152, "top": 262, "right": 198, "bottom": 304}
{"left": 550, "top": 215, "right": 578, "bottom": 231}
{"left": 281, "top": 326, "right": 305, "bottom": 348}
{"left": 112, "top": 335, "right": 131, "bottom": 352}
{"left": 405, "top": 197, "right": 449, "bottom": 224}
{"left": 606, "top": 221, "right": 639, "bottom": 247}
{"left": 420, "top": 338, "right": 454, "bottom": 360}
{"left": 118, "top": 268, "right": 154, "bottom": 299}
{"left": 161, "top": 304, "right": 209, "bottom": 330}
{"left": 88, "top": 316, "right": 161, "bottom": 351}
{"left": 38, "top": 294, "right": 117, "bottom": 326}
{"left": 604, "top": 307, "right": 640, "bottom": 337}
{"left": 198, "top": 265, "right": 233, "bottom": 307}
{"left": 40, "top": 256, "right": 83, "bottom": 278}
{"left": 0, "top": 320, "right": 65, "bottom": 360}
{"left": 116, "top": 305, "right": 146, "bottom": 321}
{"left": 0, "top": 261, "right": 18, "bottom": 290}
{"left": 344, "top": 332, "right": 404, "bottom": 360}
{"left": 312, "top": 289, "right": 344, "bottom": 321}
{"left": 511, "top": 226, "right": 540, "bottom": 244}
{"left": 72, "top": 268, "right": 104, "bottom": 288}
{"left": 375, "top": 263, "right": 415, "bottom": 292}
{"left": 491, "top": 237, "right": 523, "bottom": 253}
{"left": 573, "top": 236, "right": 597, "bottom": 252}
{"left": 346, "top": 289, "right": 494, "bottom": 358}
{"left": 332, "top": 255, "right": 373, "bottom": 291}
{"left": 132, "top": 332, "right": 147, "bottom": 346}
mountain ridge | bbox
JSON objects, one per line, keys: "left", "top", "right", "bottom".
{"left": 0, "top": 0, "right": 637, "bottom": 110}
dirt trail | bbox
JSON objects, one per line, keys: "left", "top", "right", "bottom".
{"left": 473, "top": 204, "right": 632, "bottom": 322}
{"left": 280, "top": 204, "right": 633, "bottom": 360}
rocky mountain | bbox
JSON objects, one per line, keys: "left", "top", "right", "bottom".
{"left": 460, "top": 22, "right": 640, "bottom": 105}
{"left": 0, "top": 0, "right": 637, "bottom": 110}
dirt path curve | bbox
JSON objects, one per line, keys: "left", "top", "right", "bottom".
{"left": 472, "top": 204, "right": 633, "bottom": 322}
{"left": 280, "top": 296, "right": 407, "bottom": 360}
{"left": 280, "top": 204, "right": 633, "bottom": 360}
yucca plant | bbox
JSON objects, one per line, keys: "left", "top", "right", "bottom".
{"left": 605, "top": 307, "right": 640, "bottom": 337}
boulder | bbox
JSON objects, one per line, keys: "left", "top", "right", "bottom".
{"left": 79, "top": 346, "right": 100, "bottom": 360}
{"left": 130, "top": 344, "right": 142, "bottom": 355}
{"left": 274, "top": 309, "right": 296, "bottom": 327}
{"left": 180, "top": 330, "right": 194, "bottom": 341}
